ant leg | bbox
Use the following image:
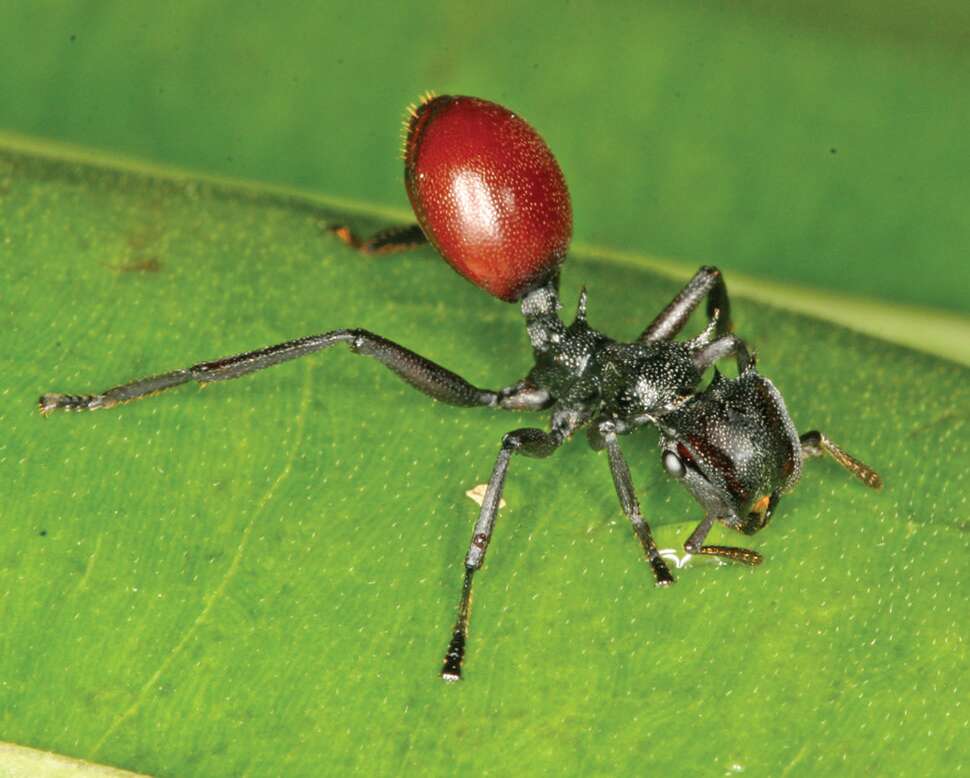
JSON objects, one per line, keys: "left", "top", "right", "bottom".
{"left": 683, "top": 514, "right": 763, "bottom": 566}
{"left": 600, "top": 424, "right": 675, "bottom": 585}
{"left": 39, "top": 329, "right": 547, "bottom": 415}
{"left": 691, "top": 334, "right": 753, "bottom": 374}
{"left": 442, "top": 423, "right": 571, "bottom": 681}
{"left": 639, "top": 266, "right": 731, "bottom": 343}
{"left": 327, "top": 223, "right": 427, "bottom": 255}
{"left": 800, "top": 431, "right": 883, "bottom": 489}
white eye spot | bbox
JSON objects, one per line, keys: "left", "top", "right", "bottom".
{"left": 663, "top": 450, "right": 685, "bottom": 479}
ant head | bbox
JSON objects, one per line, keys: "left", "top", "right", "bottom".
{"left": 656, "top": 370, "right": 802, "bottom": 526}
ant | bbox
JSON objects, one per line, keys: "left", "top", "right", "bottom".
{"left": 39, "top": 94, "right": 881, "bottom": 680}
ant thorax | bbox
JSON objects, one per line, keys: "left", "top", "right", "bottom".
{"left": 518, "top": 282, "right": 705, "bottom": 428}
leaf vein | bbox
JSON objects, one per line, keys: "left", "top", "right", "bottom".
{"left": 90, "top": 364, "right": 314, "bottom": 756}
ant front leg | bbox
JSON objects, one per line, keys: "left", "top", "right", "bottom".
{"left": 639, "top": 266, "right": 731, "bottom": 343}
{"left": 800, "top": 431, "right": 883, "bottom": 489}
{"left": 40, "top": 329, "right": 549, "bottom": 415}
{"left": 328, "top": 223, "right": 427, "bottom": 255}
{"left": 442, "top": 413, "right": 581, "bottom": 681}
{"left": 683, "top": 514, "right": 764, "bottom": 566}
{"left": 599, "top": 423, "right": 675, "bottom": 586}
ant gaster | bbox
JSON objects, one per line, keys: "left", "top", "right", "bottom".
{"left": 39, "top": 94, "right": 881, "bottom": 680}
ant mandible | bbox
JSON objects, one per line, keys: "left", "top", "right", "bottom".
{"left": 39, "top": 93, "right": 881, "bottom": 680}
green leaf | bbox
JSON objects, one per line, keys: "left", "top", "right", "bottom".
{"left": 1, "top": 142, "right": 966, "bottom": 778}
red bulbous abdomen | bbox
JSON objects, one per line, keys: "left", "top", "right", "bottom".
{"left": 404, "top": 95, "right": 573, "bottom": 302}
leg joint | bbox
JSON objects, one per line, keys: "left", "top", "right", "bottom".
{"left": 344, "top": 329, "right": 369, "bottom": 353}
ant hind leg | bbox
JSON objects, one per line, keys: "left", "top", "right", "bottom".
{"left": 328, "top": 223, "right": 427, "bottom": 255}
{"left": 39, "top": 329, "right": 550, "bottom": 415}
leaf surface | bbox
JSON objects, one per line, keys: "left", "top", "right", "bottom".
{"left": 0, "top": 144, "right": 966, "bottom": 777}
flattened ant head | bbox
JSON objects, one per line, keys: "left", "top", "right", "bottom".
{"left": 656, "top": 370, "right": 803, "bottom": 529}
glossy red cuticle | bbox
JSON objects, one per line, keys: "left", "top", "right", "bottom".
{"left": 404, "top": 95, "right": 572, "bottom": 302}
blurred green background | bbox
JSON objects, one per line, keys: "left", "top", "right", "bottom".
{"left": 2, "top": 0, "right": 968, "bottom": 315}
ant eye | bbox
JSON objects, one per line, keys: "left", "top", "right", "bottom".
{"left": 662, "top": 450, "right": 685, "bottom": 479}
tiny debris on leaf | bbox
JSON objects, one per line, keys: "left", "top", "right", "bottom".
{"left": 465, "top": 484, "right": 506, "bottom": 509}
